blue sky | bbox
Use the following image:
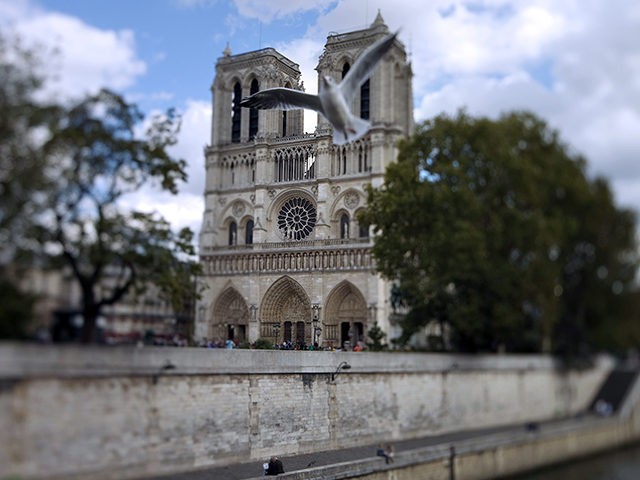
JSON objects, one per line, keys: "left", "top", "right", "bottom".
{"left": 28, "top": 0, "right": 323, "bottom": 113}
{"left": 2, "top": 0, "right": 640, "bottom": 239}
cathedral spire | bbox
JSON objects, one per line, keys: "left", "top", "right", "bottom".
{"left": 371, "top": 9, "right": 386, "bottom": 29}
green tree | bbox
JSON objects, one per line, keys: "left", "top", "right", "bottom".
{"left": 361, "top": 110, "right": 639, "bottom": 355}
{"left": 366, "top": 320, "right": 387, "bottom": 351}
{"left": 0, "top": 34, "right": 60, "bottom": 256}
{"left": 0, "top": 277, "right": 36, "bottom": 339}
{"left": 31, "top": 89, "right": 200, "bottom": 343}
{"left": 0, "top": 33, "right": 60, "bottom": 337}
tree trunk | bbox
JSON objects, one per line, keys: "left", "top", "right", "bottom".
{"left": 79, "top": 285, "right": 100, "bottom": 343}
{"left": 80, "top": 306, "right": 99, "bottom": 343}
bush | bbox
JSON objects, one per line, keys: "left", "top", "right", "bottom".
{"left": 252, "top": 337, "right": 273, "bottom": 349}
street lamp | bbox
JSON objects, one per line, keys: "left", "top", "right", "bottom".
{"left": 152, "top": 360, "right": 176, "bottom": 385}
{"left": 330, "top": 361, "right": 351, "bottom": 382}
{"left": 312, "top": 304, "right": 321, "bottom": 346}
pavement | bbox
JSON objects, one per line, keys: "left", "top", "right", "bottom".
{"left": 138, "top": 421, "right": 550, "bottom": 480}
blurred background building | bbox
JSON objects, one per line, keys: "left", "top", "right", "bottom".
{"left": 13, "top": 265, "right": 191, "bottom": 344}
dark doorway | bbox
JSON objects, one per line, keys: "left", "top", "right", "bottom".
{"left": 228, "top": 324, "right": 246, "bottom": 342}
{"left": 284, "top": 321, "right": 292, "bottom": 343}
{"left": 237, "top": 325, "right": 246, "bottom": 342}
{"left": 296, "top": 321, "right": 305, "bottom": 347}
{"left": 353, "top": 322, "right": 364, "bottom": 345}
{"left": 341, "top": 322, "right": 351, "bottom": 349}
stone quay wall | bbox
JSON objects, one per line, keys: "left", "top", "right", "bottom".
{"left": 0, "top": 344, "right": 613, "bottom": 480}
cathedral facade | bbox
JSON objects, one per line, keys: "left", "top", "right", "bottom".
{"left": 195, "top": 13, "right": 413, "bottom": 348}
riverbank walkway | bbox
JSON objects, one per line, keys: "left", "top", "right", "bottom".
{"left": 140, "top": 416, "right": 594, "bottom": 480}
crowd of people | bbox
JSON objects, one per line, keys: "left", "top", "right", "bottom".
{"left": 198, "top": 337, "right": 367, "bottom": 351}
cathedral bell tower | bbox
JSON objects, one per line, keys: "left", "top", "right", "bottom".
{"left": 210, "top": 45, "right": 304, "bottom": 146}
{"left": 197, "top": 12, "right": 414, "bottom": 349}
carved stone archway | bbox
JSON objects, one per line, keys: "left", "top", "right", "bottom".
{"left": 325, "top": 281, "right": 367, "bottom": 349}
{"left": 211, "top": 287, "right": 249, "bottom": 343}
{"left": 260, "top": 276, "right": 311, "bottom": 346}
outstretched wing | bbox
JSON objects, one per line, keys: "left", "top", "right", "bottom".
{"left": 340, "top": 30, "right": 398, "bottom": 103}
{"left": 240, "top": 88, "right": 323, "bottom": 114}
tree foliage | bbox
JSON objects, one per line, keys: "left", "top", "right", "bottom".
{"left": 0, "top": 33, "right": 58, "bottom": 252}
{"left": 366, "top": 320, "right": 388, "bottom": 351}
{"left": 0, "top": 277, "right": 36, "bottom": 339}
{"left": 1, "top": 34, "right": 201, "bottom": 343}
{"left": 25, "top": 89, "right": 201, "bottom": 342}
{"left": 361, "top": 111, "right": 639, "bottom": 356}
{"left": 0, "top": 33, "right": 58, "bottom": 337}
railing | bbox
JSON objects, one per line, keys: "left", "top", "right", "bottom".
{"left": 270, "top": 132, "right": 319, "bottom": 144}
{"left": 200, "top": 237, "right": 372, "bottom": 254}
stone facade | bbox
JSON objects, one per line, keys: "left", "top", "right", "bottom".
{"left": 196, "top": 13, "right": 414, "bottom": 348}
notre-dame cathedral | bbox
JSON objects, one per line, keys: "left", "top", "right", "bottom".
{"left": 195, "top": 12, "right": 413, "bottom": 348}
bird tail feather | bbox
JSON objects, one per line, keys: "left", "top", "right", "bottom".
{"left": 332, "top": 116, "right": 371, "bottom": 145}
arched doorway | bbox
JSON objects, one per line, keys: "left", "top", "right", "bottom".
{"left": 211, "top": 287, "right": 249, "bottom": 344}
{"left": 260, "top": 276, "right": 311, "bottom": 347}
{"left": 325, "top": 281, "right": 367, "bottom": 350}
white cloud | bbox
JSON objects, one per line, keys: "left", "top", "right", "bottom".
{"left": 173, "top": 99, "right": 211, "bottom": 198}
{"left": 120, "top": 187, "right": 205, "bottom": 238}
{"left": 122, "top": 99, "right": 211, "bottom": 237}
{"left": 0, "top": 0, "right": 146, "bottom": 101}
{"left": 286, "top": 0, "right": 640, "bottom": 212}
{"left": 233, "top": 0, "right": 335, "bottom": 23}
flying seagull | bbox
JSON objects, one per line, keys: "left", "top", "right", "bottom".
{"left": 240, "top": 31, "right": 399, "bottom": 145}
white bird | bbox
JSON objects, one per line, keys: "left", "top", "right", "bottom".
{"left": 240, "top": 31, "right": 399, "bottom": 145}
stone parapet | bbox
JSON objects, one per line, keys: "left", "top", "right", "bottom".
{"left": 0, "top": 344, "right": 613, "bottom": 378}
{"left": 0, "top": 345, "right": 615, "bottom": 479}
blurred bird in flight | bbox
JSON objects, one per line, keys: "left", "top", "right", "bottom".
{"left": 240, "top": 31, "right": 399, "bottom": 145}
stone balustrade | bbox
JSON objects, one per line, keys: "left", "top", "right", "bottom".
{"left": 201, "top": 245, "right": 373, "bottom": 275}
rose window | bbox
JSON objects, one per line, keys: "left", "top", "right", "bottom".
{"left": 277, "top": 197, "right": 317, "bottom": 240}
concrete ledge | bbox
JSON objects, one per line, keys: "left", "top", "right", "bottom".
{"left": 0, "top": 343, "right": 613, "bottom": 378}
{"left": 239, "top": 416, "right": 640, "bottom": 480}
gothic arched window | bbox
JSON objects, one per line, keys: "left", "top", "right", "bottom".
{"left": 245, "top": 219, "right": 254, "bottom": 245}
{"left": 282, "top": 111, "right": 287, "bottom": 137}
{"left": 340, "top": 214, "right": 350, "bottom": 239}
{"left": 360, "top": 79, "right": 370, "bottom": 120}
{"left": 228, "top": 221, "right": 237, "bottom": 245}
{"left": 342, "top": 62, "right": 350, "bottom": 79}
{"left": 281, "top": 82, "right": 292, "bottom": 137}
{"left": 358, "top": 219, "right": 369, "bottom": 238}
{"left": 249, "top": 79, "right": 259, "bottom": 139}
{"left": 358, "top": 144, "right": 369, "bottom": 173}
{"left": 231, "top": 82, "right": 242, "bottom": 143}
